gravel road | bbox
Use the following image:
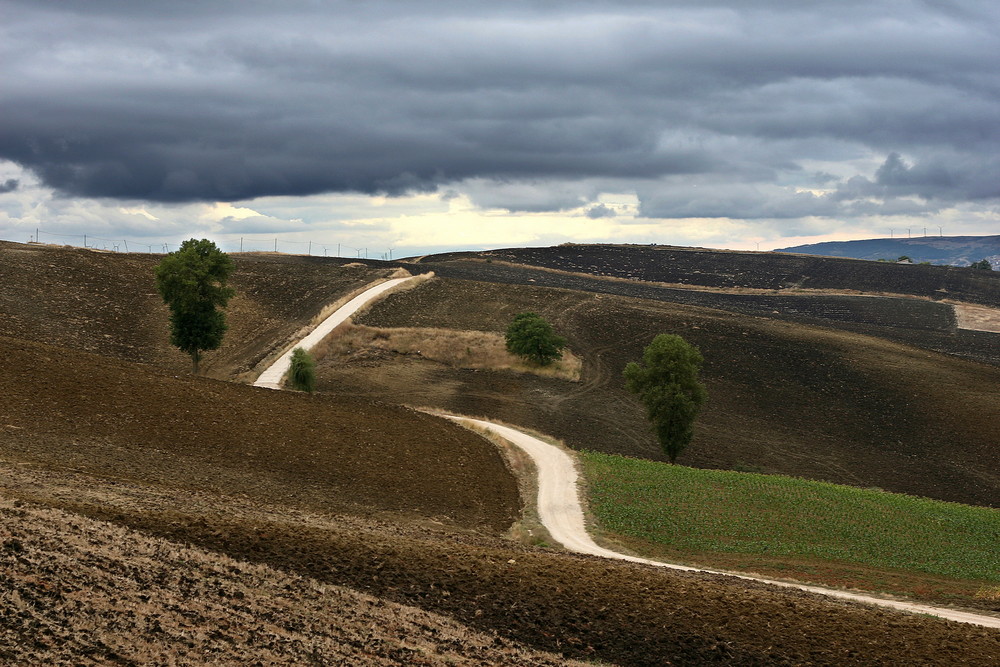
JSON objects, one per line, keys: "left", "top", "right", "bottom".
{"left": 446, "top": 415, "right": 1000, "bottom": 631}
{"left": 248, "top": 274, "right": 1000, "bottom": 631}
{"left": 254, "top": 276, "right": 417, "bottom": 388}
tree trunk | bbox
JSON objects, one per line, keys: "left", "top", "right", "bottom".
{"left": 191, "top": 349, "right": 200, "bottom": 374}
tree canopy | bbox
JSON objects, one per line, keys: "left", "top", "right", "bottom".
{"left": 623, "top": 334, "right": 707, "bottom": 463}
{"left": 505, "top": 312, "right": 567, "bottom": 366}
{"left": 155, "top": 238, "right": 235, "bottom": 373}
{"left": 970, "top": 259, "right": 993, "bottom": 270}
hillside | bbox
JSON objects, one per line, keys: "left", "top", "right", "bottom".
{"left": 0, "top": 334, "right": 519, "bottom": 528}
{"left": 0, "top": 241, "right": 395, "bottom": 380}
{"left": 347, "top": 273, "right": 1000, "bottom": 508}
{"left": 777, "top": 235, "right": 1000, "bottom": 268}
{"left": 581, "top": 452, "right": 1000, "bottom": 605}
{"left": 417, "top": 243, "right": 1000, "bottom": 308}
{"left": 0, "top": 494, "right": 580, "bottom": 666}
{"left": 1, "top": 241, "right": 999, "bottom": 663}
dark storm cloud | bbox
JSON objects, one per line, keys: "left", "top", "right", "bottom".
{"left": 0, "top": 179, "right": 19, "bottom": 194}
{"left": 2, "top": 0, "right": 999, "bottom": 219}
{"left": 825, "top": 152, "right": 1000, "bottom": 205}
{"left": 586, "top": 204, "right": 617, "bottom": 219}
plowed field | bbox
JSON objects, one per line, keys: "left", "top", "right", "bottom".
{"left": 348, "top": 277, "right": 1000, "bottom": 508}
{"left": 2, "top": 241, "right": 998, "bottom": 664}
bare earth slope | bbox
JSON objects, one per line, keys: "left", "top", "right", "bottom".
{"left": 0, "top": 496, "right": 579, "bottom": 666}
{"left": 419, "top": 243, "right": 1000, "bottom": 307}
{"left": 2, "top": 242, "right": 999, "bottom": 664}
{"left": 5, "top": 464, "right": 999, "bottom": 666}
{"left": 0, "top": 241, "right": 393, "bottom": 379}
{"left": 348, "top": 277, "right": 1000, "bottom": 508}
{"left": 409, "top": 253, "right": 1000, "bottom": 367}
{"left": 0, "top": 334, "right": 519, "bottom": 530}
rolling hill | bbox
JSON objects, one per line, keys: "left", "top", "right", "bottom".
{"left": 776, "top": 235, "right": 1000, "bottom": 268}
{"left": 1, "top": 240, "right": 999, "bottom": 664}
{"left": 340, "top": 247, "right": 1000, "bottom": 508}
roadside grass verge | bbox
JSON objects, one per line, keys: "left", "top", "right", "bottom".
{"left": 580, "top": 451, "right": 1000, "bottom": 602}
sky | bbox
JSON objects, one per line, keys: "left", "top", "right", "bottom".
{"left": 1, "top": 0, "right": 998, "bottom": 259}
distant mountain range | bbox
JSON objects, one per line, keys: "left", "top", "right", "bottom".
{"left": 776, "top": 235, "right": 1000, "bottom": 268}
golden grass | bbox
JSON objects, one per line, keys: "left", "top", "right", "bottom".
{"left": 316, "top": 322, "right": 581, "bottom": 381}
{"left": 975, "top": 586, "right": 1000, "bottom": 601}
{"left": 950, "top": 302, "right": 1000, "bottom": 333}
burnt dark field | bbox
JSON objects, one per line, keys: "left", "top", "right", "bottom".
{"left": 423, "top": 244, "right": 1000, "bottom": 307}
{"left": 407, "top": 252, "right": 1000, "bottom": 367}
{"left": 1, "top": 241, "right": 998, "bottom": 664}
{"left": 346, "top": 275, "right": 1000, "bottom": 508}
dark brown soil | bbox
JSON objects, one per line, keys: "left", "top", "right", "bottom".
{"left": 2, "top": 241, "right": 999, "bottom": 665}
{"left": 0, "top": 241, "right": 392, "bottom": 379}
{"left": 0, "top": 334, "right": 519, "bottom": 531}
{"left": 7, "top": 465, "right": 999, "bottom": 667}
{"left": 350, "top": 277, "right": 1000, "bottom": 508}
{"left": 0, "top": 494, "right": 580, "bottom": 666}
{"left": 409, "top": 256, "right": 1000, "bottom": 367}
{"left": 420, "top": 244, "right": 1000, "bottom": 307}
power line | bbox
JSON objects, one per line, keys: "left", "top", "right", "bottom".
{"left": 26, "top": 229, "right": 397, "bottom": 261}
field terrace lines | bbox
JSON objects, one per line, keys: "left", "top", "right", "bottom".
{"left": 3, "top": 242, "right": 1000, "bottom": 663}
{"left": 414, "top": 255, "right": 1000, "bottom": 367}
{"left": 254, "top": 276, "right": 419, "bottom": 389}
{"left": 252, "top": 273, "right": 985, "bottom": 624}
{"left": 445, "top": 244, "right": 1000, "bottom": 309}
{"left": 446, "top": 416, "right": 1000, "bottom": 630}
{"left": 350, "top": 276, "right": 1000, "bottom": 508}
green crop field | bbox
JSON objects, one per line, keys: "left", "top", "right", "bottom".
{"left": 580, "top": 451, "right": 1000, "bottom": 583}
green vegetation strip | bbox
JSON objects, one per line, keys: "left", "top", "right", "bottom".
{"left": 580, "top": 452, "right": 1000, "bottom": 582}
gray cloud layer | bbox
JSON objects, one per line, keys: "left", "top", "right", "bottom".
{"left": 2, "top": 0, "right": 999, "bottom": 219}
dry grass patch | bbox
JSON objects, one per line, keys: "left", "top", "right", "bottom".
{"left": 317, "top": 322, "right": 582, "bottom": 381}
{"left": 242, "top": 269, "right": 430, "bottom": 383}
{"left": 976, "top": 586, "right": 1000, "bottom": 601}
{"left": 951, "top": 301, "right": 1000, "bottom": 332}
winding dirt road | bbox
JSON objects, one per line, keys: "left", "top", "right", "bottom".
{"left": 256, "top": 277, "right": 1000, "bottom": 631}
{"left": 254, "top": 276, "right": 417, "bottom": 389}
{"left": 445, "top": 416, "right": 1000, "bottom": 630}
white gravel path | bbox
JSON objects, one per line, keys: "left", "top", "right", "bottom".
{"left": 446, "top": 416, "right": 1000, "bottom": 630}
{"left": 253, "top": 276, "right": 417, "bottom": 389}
{"left": 244, "top": 276, "right": 999, "bottom": 630}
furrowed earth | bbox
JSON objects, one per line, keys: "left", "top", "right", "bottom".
{"left": 1, "top": 240, "right": 999, "bottom": 665}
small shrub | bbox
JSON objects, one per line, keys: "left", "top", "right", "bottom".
{"left": 288, "top": 347, "right": 316, "bottom": 393}
{"left": 504, "top": 312, "right": 567, "bottom": 366}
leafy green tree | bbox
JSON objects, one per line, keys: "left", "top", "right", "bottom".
{"left": 288, "top": 347, "right": 316, "bottom": 393}
{"left": 970, "top": 259, "right": 993, "bottom": 270}
{"left": 623, "top": 334, "right": 707, "bottom": 463}
{"left": 155, "top": 239, "right": 235, "bottom": 373}
{"left": 505, "top": 312, "right": 567, "bottom": 366}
